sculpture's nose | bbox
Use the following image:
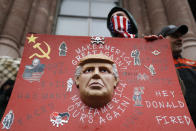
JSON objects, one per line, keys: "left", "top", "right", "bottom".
{"left": 92, "top": 67, "right": 100, "bottom": 79}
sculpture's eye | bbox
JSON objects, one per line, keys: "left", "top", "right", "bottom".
{"left": 100, "top": 67, "right": 110, "bottom": 73}
{"left": 84, "top": 68, "right": 94, "bottom": 73}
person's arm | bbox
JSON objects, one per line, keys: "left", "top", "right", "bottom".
{"left": 144, "top": 35, "right": 164, "bottom": 41}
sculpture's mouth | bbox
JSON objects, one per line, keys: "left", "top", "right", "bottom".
{"left": 88, "top": 81, "right": 104, "bottom": 89}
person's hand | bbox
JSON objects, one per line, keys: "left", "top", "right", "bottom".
{"left": 144, "top": 35, "right": 164, "bottom": 41}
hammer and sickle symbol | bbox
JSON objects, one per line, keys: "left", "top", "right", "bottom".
{"left": 29, "top": 41, "right": 51, "bottom": 59}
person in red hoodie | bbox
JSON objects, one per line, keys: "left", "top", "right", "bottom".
{"left": 158, "top": 25, "right": 196, "bottom": 126}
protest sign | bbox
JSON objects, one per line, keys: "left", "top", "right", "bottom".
{"left": 1, "top": 34, "right": 195, "bottom": 131}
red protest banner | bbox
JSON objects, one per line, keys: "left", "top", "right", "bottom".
{"left": 1, "top": 34, "right": 195, "bottom": 131}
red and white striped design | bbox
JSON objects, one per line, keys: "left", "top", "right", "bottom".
{"left": 23, "top": 72, "right": 44, "bottom": 83}
{"left": 112, "top": 15, "right": 135, "bottom": 38}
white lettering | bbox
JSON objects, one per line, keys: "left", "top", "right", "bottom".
{"left": 94, "top": 109, "right": 100, "bottom": 117}
{"left": 152, "top": 101, "right": 158, "bottom": 108}
{"left": 121, "top": 100, "right": 129, "bottom": 108}
{"left": 75, "top": 55, "right": 81, "bottom": 61}
{"left": 145, "top": 100, "right": 184, "bottom": 109}
{"left": 72, "top": 60, "right": 77, "bottom": 65}
{"left": 88, "top": 115, "right": 93, "bottom": 124}
{"left": 72, "top": 110, "right": 80, "bottom": 118}
{"left": 156, "top": 116, "right": 162, "bottom": 125}
{"left": 88, "top": 107, "right": 94, "bottom": 115}
{"left": 184, "top": 116, "right": 191, "bottom": 125}
{"left": 145, "top": 101, "right": 151, "bottom": 108}
{"left": 115, "top": 49, "right": 120, "bottom": 55}
{"left": 155, "top": 91, "right": 161, "bottom": 97}
{"left": 107, "top": 103, "right": 113, "bottom": 110}
{"left": 112, "top": 98, "right": 120, "bottom": 103}
{"left": 113, "top": 111, "right": 120, "bottom": 118}
{"left": 106, "top": 113, "right": 112, "bottom": 121}
{"left": 80, "top": 113, "right": 87, "bottom": 123}
{"left": 101, "top": 106, "right": 108, "bottom": 113}
{"left": 155, "top": 115, "right": 191, "bottom": 126}
{"left": 117, "top": 105, "right": 126, "bottom": 113}
{"left": 170, "top": 91, "right": 175, "bottom": 98}
{"left": 177, "top": 116, "right": 184, "bottom": 124}
{"left": 71, "top": 95, "right": 79, "bottom": 102}
{"left": 75, "top": 101, "right": 82, "bottom": 108}
{"left": 75, "top": 48, "right": 81, "bottom": 54}
{"left": 80, "top": 105, "right": 87, "bottom": 112}
{"left": 111, "top": 46, "right": 115, "bottom": 52}
{"left": 169, "top": 116, "right": 178, "bottom": 124}
{"left": 178, "top": 101, "right": 184, "bottom": 108}
{"left": 162, "top": 90, "right": 168, "bottom": 97}
{"left": 67, "top": 105, "right": 74, "bottom": 112}
{"left": 99, "top": 116, "right": 106, "bottom": 124}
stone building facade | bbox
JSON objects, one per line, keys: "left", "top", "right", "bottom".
{"left": 0, "top": 0, "right": 196, "bottom": 60}
{"left": 0, "top": 0, "right": 58, "bottom": 58}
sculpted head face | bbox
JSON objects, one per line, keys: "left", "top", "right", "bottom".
{"left": 75, "top": 54, "right": 119, "bottom": 108}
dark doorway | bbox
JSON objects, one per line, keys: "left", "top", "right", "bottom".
{"left": 188, "top": 0, "right": 196, "bottom": 22}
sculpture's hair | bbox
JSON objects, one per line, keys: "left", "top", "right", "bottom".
{"left": 75, "top": 64, "right": 119, "bottom": 80}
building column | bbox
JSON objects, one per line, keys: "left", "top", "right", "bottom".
{"left": 0, "top": 0, "right": 14, "bottom": 33}
{"left": 46, "top": 0, "right": 58, "bottom": 34}
{"left": 19, "top": 0, "right": 40, "bottom": 57}
{"left": 20, "top": 0, "right": 57, "bottom": 56}
{"left": 121, "top": 0, "right": 128, "bottom": 10}
{"left": 0, "top": 0, "right": 33, "bottom": 57}
{"left": 29, "top": 0, "right": 52, "bottom": 34}
{"left": 163, "top": 0, "right": 196, "bottom": 60}
{"left": 123, "top": 0, "right": 151, "bottom": 37}
{"left": 144, "top": 0, "right": 168, "bottom": 34}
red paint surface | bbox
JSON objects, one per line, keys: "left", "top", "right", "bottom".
{"left": 1, "top": 34, "right": 195, "bottom": 131}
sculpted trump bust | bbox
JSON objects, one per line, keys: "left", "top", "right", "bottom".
{"left": 75, "top": 54, "right": 119, "bottom": 108}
